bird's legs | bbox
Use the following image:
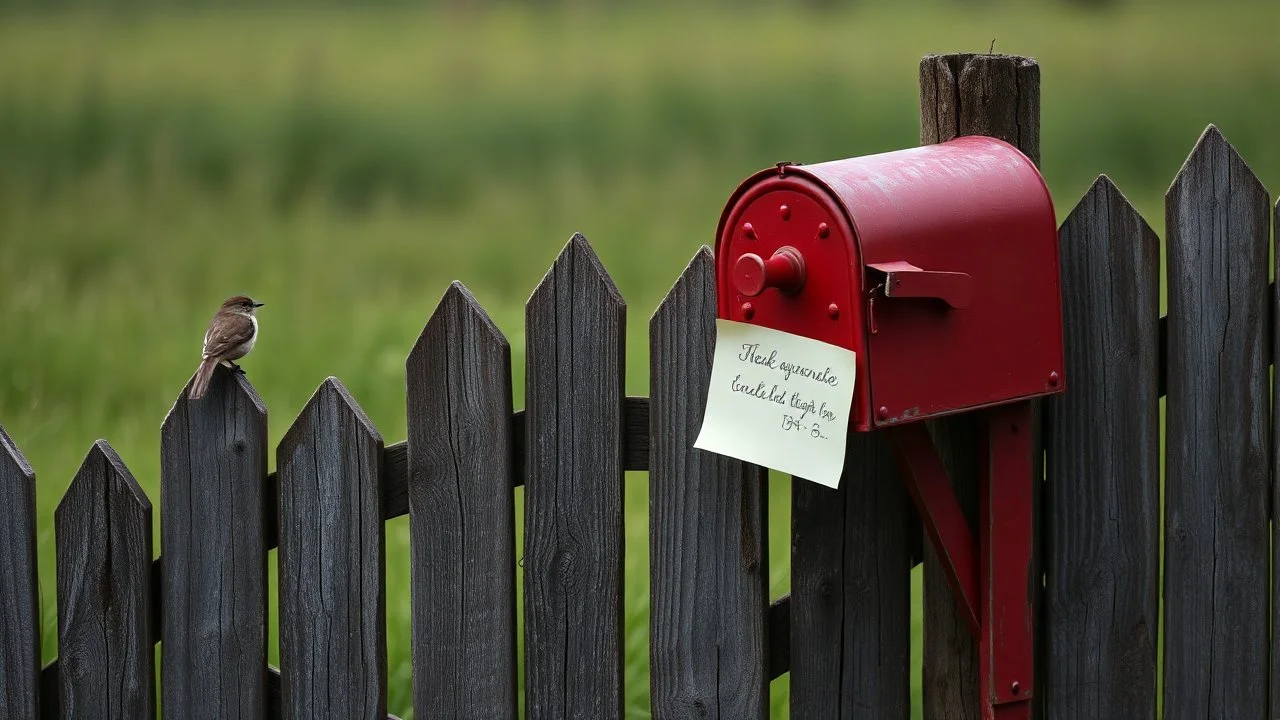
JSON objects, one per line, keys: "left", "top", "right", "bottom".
{"left": 219, "top": 359, "right": 247, "bottom": 375}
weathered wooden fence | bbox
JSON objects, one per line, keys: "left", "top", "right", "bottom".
{"left": 0, "top": 52, "right": 1275, "bottom": 720}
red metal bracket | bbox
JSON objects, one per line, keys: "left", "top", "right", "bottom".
{"left": 886, "top": 400, "right": 1035, "bottom": 720}
{"left": 886, "top": 423, "right": 979, "bottom": 634}
{"left": 980, "top": 401, "right": 1035, "bottom": 718}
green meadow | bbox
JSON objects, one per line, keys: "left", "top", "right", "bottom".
{"left": 1, "top": 2, "right": 1277, "bottom": 717}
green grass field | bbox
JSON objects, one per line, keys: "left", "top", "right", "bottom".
{"left": 1, "top": 2, "right": 1277, "bottom": 717}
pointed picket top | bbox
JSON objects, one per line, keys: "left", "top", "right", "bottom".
{"left": 159, "top": 349, "right": 268, "bottom": 717}
{"left": 406, "top": 278, "right": 518, "bottom": 716}
{"left": 57, "top": 440, "right": 151, "bottom": 519}
{"left": 163, "top": 363, "right": 267, "bottom": 433}
{"left": 527, "top": 232, "right": 624, "bottom": 311}
{"left": 648, "top": 243, "right": 770, "bottom": 716}
{"left": 280, "top": 377, "right": 381, "bottom": 456}
{"left": 277, "top": 375, "right": 386, "bottom": 718}
{"left": 649, "top": 246, "right": 714, "bottom": 333}
{"left": 0, "top": 424, "right": 34, "bottom": 483}
{"left": 409, "top": 281, "right": 510, "bottom": 373}
{"left": 1061, "top": 175, "right": 1159, "bottom": 254}
{"left": 523, "top": 230, "right": 626, "bottom": 716}
{"left": 1167, "top": 124, "right": 1269, "bottom": 202}
{"left": 1162, "top": 121, "right": 1270, "bottom": 718}
{"left": 55, "top": 439, "right": 155, "bottom": 719}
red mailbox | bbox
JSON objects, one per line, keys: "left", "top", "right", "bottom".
{"left": 715, "top": 135, "right": 1065, "bottom": 430}
{"left": 713, "top": 136, "right": 1065, "bottom": 720}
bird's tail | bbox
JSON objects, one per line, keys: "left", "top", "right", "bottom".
{"left": 188, "top": 358, "right": 217, "bottom": 400}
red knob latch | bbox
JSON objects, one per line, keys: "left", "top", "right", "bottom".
{"left": 733, "top": 246, "right": 807, "bottom": 297}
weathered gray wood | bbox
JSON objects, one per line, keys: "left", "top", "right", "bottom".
{"left": 0, "top": 425, "right": 40, "bottom": 720}
{"left": 52, "top": 393, "right": 652, "bottom": 705}
{"left": 160, "top": 365, "right": 268, "bottom": 718}
{"left": 266, "top": 665, "right": 404, "bottom": 720}
{"left": 1044, "top": 176, "right": 1159, "bottom": 719}
{"left": 512, "top": 397, "right": 649, "bottom": 484}
{"left": 920, "top": 419, "right": 980, "bottom": 720}
{"left": 407, "top": 281, "right": 518, "bottom": 717}
{"left": 1274, "top": 196, "right": 1280, "bottom": 718}
{"left": 791, "top": 432, "right": 911, "bottom": 719}
{"left": 524, "top": 233, "right": 626, "bottom": 719}
{"left": 649, "top": 248, "right": 769, "bottom": 719}
{"left": 919, "top": 52, "right": 1040, "bottom": 720}
{"left": 278, "top": 377, "right": 387, "bottom": 718}
{"left": 920, "top": 53, "right": 1040, "bottom": 165}
{"left": 1163, "top": 125, "right": 1270, "bottom": 720}
{"left": 54, "top": 440, "right": 154, "bottom": 719}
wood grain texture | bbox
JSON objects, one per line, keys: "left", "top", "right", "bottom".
{"left": 1274, "top": 196, "right": 1280, "bottom": 718}
{"left": 1045, "top": 177, "right": 1159, "bottom": 719}
{"left": 649, "top": 248, "right": 769, "bottom": 720}
{"left": 919, "top": 53, "right": 1040, "bottom": 720}
{"left": 791, "top": 432, "right": 911, "bottom": 719}
{"left": 1163, "top": 125, "right": 1271, "bottom": 720}
{"left": 407, "top": 281, "right": 518, "bottom": 717}
{"left": 38, "top": 394, "right": 656, "bottom": 707}
{"left": 278, "top": 378, "right": 387, "bottom": 719}
{"left": 919, "top": 53, "right": 1040, "bottom": 165}
{"left": 54, "top": 440, "right": 154, "bottom": 719}
{"left": 524, "top": 233, "right": 626, "bottom": 719}
{"left": 160, "top": 365, "right": 268, "bottom": 719}
{"left": 0, "top": 425, "right": 40, "bottom": 720}
{"left": 267, "top": 665, "right": 403, "bottom": 720}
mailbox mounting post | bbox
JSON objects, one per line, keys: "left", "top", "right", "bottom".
{"left": 887, "top": 400, "right": 1036, "bottom": 719}
{"left": 712, "top": 74, "right": 1061, "bottom": 718}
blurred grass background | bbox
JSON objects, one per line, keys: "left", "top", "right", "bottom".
{"left": 0, "top": 0, "right": 1277, "bottom": 717}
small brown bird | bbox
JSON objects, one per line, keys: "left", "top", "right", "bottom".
{"left": 188, "top": 295, "right": 264, "bottom": 400}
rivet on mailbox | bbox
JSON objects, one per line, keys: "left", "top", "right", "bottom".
{"left": 711, "top": 136, "right": 1066, "bottom": 720}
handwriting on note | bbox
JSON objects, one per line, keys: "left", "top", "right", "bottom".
{"left": 694, "top": 319, "right": 857, "bottom": 489}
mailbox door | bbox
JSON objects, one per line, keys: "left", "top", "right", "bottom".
{"left": 715, "top": 172, "right": 875, "bottom": 431}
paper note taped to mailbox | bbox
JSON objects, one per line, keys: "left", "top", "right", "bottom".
{"left": 694, "top": 319, "right": 857, "bottom": 489}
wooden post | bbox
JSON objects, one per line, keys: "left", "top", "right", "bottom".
{"left": 917, "top": 53, "right": 1041, "bottom": 720}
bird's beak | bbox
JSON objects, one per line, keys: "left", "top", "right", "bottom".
{"left": 253, "top": 301, "right": 265, "bottom": 308}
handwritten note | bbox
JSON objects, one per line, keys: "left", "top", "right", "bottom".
{"left": 694, "top": 319, "right": 857, "bottom": 489}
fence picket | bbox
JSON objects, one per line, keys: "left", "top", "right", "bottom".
{"left": 1044, "top": 176, "right": 1160, "bottom": 719}
{"left": 0, "top": 426, "right": 40, "bottom": 720}
{"left": 54, "top": 440, "right": 154, "bottom": 719}
{"left": 1163, "top": 125, "right": 1271, "bottom": 719}
{"left": 648, "top": 248, "right": 769, "bottom": 719}
{"left": 278, "top": 377, "right": 387, "bottom": 718}
{"left": 791, "top": 433, "right": 910, "bottom": 719}
{"left": 160, "top": 366, "right": 269, "bottom": 718}
{"left": 407, "top": 282, "right": 518, "bottom": 717}
{"left": 1274, "top": 196, "right": 1280, "bottom": 718}
{"left": 524, "top": 233, "right": 626, "bottom": 719}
